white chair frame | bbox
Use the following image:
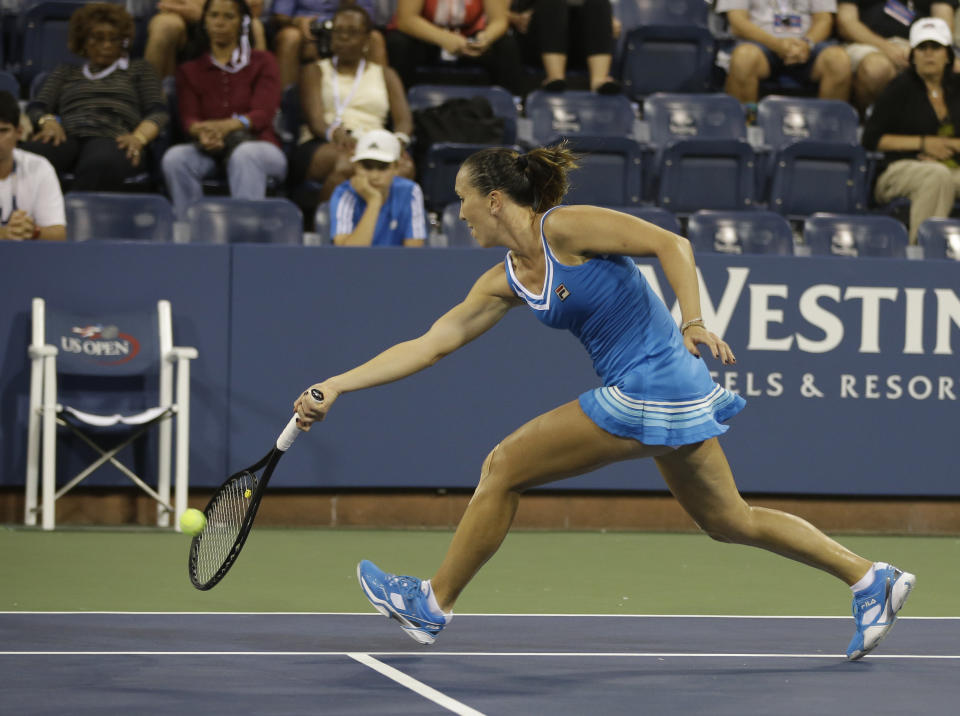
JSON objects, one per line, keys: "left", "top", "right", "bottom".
{"left": 24, "top": 298, "right": 198, "bottom": 531}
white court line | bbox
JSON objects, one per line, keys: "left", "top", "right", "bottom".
{"left": 1, "top": 611, "right": 958, "bottom": 619}
{"left": 348, "top": 653, "right": 486, "bottom": 716}
{"left": 1, "top": 651, "right": 958, "bottom": 659}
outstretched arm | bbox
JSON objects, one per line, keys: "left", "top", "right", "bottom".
{"left": 545, "top": 205, "right": 735, "bottom": 365}
{"left": 294, "top": 264, "right": 520, "bottom": 428}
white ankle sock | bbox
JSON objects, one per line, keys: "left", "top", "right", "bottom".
{"left": 422, "top": 580, "right": 453, "bottom": 622}
{"left": 850, "top": 563, "right": 881, "bottom": 594}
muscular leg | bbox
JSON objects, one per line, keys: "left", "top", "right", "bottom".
{"left": 431, "top": 401, "right": 671, "bottom": 610}
{"left": 655, "top": 438, "right": 871, "bottom": 585}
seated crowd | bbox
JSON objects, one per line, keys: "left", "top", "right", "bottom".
{"left": 2, "top": 0, "right": 960, "bottom": 251}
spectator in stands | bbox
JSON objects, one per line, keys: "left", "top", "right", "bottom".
{"left": 291, "top": 3, "right": 414, "bottom": 206}
{"left": 387, "top": 0, "right": 523, "bottom": 96}
{"left": 270, "top": 0, "right": 388, "bottom": 87}
{"left": 838, "top": 1, "right": 957, "bottom": 112}
{"left": 145, "top": 0, "right": 267, "bottom": 79}
{"left": 22, "top": 3, "right": 168, "bottom": 192}
{"left": 718, "top": 0, "right": 852, "bottom": 105}
{"left": 329, "top": 128, "right": 426, "bottom": 245}
{"left": 863, "top": 17, "right": 960, "bottom": 244}
{"left": 0, "top": 92, "right": 66, "bottom": 241}
{"left": 162, "top": 0, "right": 286, "bottom": 219}
{"left": 508, "top": 0, "right": 620, "bottom": 94}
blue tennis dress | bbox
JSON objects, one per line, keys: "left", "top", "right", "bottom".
{"left": 503, "top": 208, "right": 745, "bottom": 447}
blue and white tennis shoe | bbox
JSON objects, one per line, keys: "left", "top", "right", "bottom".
{"left": 846, "top": 562, "right": 916, "bottom": 660}
{"left": 357, "top": 560, "right": 449, "bottom": 645}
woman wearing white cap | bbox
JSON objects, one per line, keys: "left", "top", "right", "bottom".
{"left": 863, "top": 16, "right": 960, "bottom": 243}
{"left": 328, "top": 129, "right": 427, "bottom": 246}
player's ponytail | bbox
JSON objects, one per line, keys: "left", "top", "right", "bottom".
{"left": 463, "top": 142, "right": 579, "bottom": 212}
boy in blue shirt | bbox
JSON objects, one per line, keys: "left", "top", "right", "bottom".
{"left": 329, "top": 129, "right": 427, "bottom": 247}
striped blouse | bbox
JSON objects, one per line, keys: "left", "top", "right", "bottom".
{"left": 27, "top": 59, "right": 168, "bottom": 138}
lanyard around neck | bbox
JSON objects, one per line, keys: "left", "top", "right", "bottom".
{"left": 331, "top": 57, "right": 366, "bottom": 126}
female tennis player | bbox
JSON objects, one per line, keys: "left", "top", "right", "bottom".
{"left": 293, "top": 144, "right": 915, "bottom": 660}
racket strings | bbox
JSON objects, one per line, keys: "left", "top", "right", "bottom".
{"left": 193, "top": 471, "right": 257, "bottom": 584}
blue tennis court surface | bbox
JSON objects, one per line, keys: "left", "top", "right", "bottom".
{"left": 2, "top": 613, "right": 958, "bottom": 715}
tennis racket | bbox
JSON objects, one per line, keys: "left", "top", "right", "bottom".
{"left": 188, "top": 388, "right": 322, "bottom": 590}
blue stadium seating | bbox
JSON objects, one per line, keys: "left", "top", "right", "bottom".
{"left": 408, "top": 85, "right": 518, "bottom": 144}
{"left": 562, "top": 136, "right": 644, "bottom": 206}
{"left": 65, "top": 192, "right": 175, "bottom": 242}
{"left": 687, "top": 210, "right": 794, "bottom": 255}
{"left": 605, "top": 205, "right": 682, "bottom": 234}
{"left": 916, "top": 218, "right": 960, "bottom": 260}
{"left": 0, "top": 70, "right": 18, "bottom": 97}
{"left": 420, "top": 143, "right": 524, "bottom": 212}
{"left": 18, "top": 1, "right": 88, "bottom": 87}
{"left": 185, "top": 197, "right": 303, "bottom": 244}
{"left": 644, "top": 93, "right": 757, "bottom": 214}
{"left": 524, "top": 90, "right": 635, "bottom": 145}
{"left": 626, "top": 0, "right": 709, "bottom": 26}
{"left": 441, "top": 202, "right": 480, "bottom": 247}
{"left": 803, "top": 213, "right": 908, "bottom": 258}
{"left": 757, "top": 96, "right": 868, "bottom": 217}
{"left": 620, "top": 26, "right": 715, "bottom": 98}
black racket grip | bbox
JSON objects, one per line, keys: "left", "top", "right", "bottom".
{"left": 310, "top": 388, "right": 324, "bottom": 402}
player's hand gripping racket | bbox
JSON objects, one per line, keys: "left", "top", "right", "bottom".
{"left": 188, "top": 389, "right": 322, "bottom": 590}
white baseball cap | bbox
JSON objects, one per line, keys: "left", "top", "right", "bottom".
{"left": 352, "top": 129, "right": 401, "bottom": 164}
{"left": 909, "top": 17, "right": 952, "bottom": 49}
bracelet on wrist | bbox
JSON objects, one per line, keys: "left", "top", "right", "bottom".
{"left": 132, "top": 129, "right": 149, "bottom": 145}
{"left": 680, "top": 317, "right": 705, "bottom": 334}
{"left": 325, "top": 123, "right": 341, "bottom": 142}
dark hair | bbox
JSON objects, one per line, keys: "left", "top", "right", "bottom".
{"left": 463, "top": 143, "right": 580, "bottom": 212}
{"left": 334, "top": 2, "right": 373, "bottom": 33}
{"left": 0, "top": 91, "right": 19, "bottom": 127}
{"left": 909, "top": 43, "right": 956, "bottom": 76}
{"left": 198, "top": 0, "right": 253, "bottom": 52}
{"left": 67, "top": 2, "right": 135, "bottom": 56}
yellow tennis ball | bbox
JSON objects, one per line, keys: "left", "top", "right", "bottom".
{"left": 244, "top": 489, "right": 252, "bottom": 499}
{"left": 180, "top": 508, "right": 207, "bottom": 536}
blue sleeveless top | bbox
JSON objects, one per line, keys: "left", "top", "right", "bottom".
{"left": 503, "top": 207, "right": 745, "bottom": 446}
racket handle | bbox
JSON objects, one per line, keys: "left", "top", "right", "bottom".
{"left": 277, "top": 415, "right": 302, "bottom": 452}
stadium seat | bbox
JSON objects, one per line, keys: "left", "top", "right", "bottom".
{"left": 408, "top": 84, "right": 519, "bottom": 144}
{"left": 420, "top": 142, "right": 524, "bottom": 212}
{"left": 687, "top": 210, "right": 794, "bottom": 255}
{"left": 18, "top": 1, "right": 88, "bottom": 87}
{"left": 310, "top": 202, "right": 331, "bottom": 246}
{"left": 620, "top": 26, "right": 715, "bottom": 98}
{"left": 628, "top": 0, "right": 709, "bottom": 26}
{"left": 562, "top": 136, "right": 644, "bottom": 206}
{"left": 65, "top": 192, "right": 175, "bottom": 242}
{"left": 606, "top": 205, "right": 682, "bottom": 234}
{"left": 0, "top": 70, "right": 18, "bottom": 97}
{"left": 524, "top": 89, "right": 635, "bottom": 145}
{"left": 916, "top": 218, "right": 960, "bottom": 260}
{"left": 803, "top": 213, "right": 908, "bottom": 258}
{"left": 757, "top": 96, "right": 868, "bottom": 217}
{"left": 25, "top": 297, "right": 197, "bottom": 530}
{"left": 185, "top": 197, "right": 303, "bottom": 244}
{"left": 644, "top": 93, "right": 757, "bottom": 214}
{"left": 440, "top": 201, "right": 480, "bottom": 247}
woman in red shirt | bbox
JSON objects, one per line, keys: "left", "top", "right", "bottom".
{"left": 162, "top": 0, "right": 286, "bottom": 219}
